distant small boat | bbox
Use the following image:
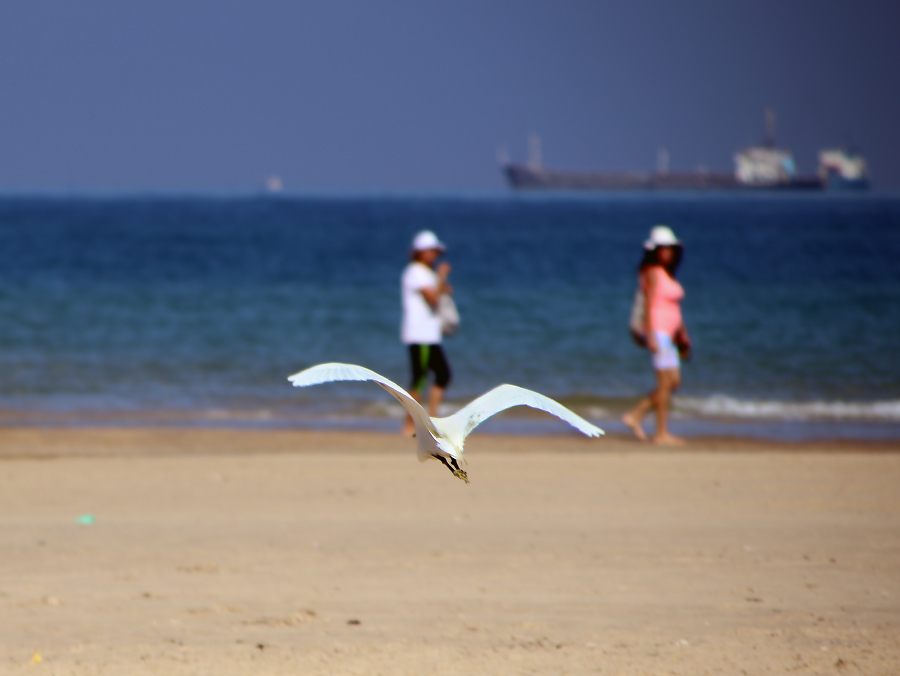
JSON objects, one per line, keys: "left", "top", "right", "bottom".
{"left": 266, "top": 175, "right": 283, "bottom": 193}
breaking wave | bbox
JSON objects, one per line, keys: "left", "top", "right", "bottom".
{"left": 674, "top": 396, "right": 900, "bottom": 422}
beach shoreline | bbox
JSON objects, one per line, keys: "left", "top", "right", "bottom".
{"left": 0, "top": 426, "right": 897, "bottom": 461}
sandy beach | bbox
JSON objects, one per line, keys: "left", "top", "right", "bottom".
{"left": 1, "top": 428, "right": 898, "bottom": 675}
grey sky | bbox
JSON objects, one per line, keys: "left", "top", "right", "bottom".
{"left": 0, "top": 1, "right": 897, "bottom": 190}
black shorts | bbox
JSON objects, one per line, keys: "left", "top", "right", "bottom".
{"left": 408, "top": 344, "right": 451, "bottom": 392}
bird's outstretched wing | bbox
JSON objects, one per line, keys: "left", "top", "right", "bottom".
{"left": 438, "top": 384, "right": 603, "bottom": 447}
{"left": 287, "top": 363, "right": 439, "bottom": 437}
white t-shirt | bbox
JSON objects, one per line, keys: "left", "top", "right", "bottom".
{"left": 401, "top": 262, "right": 442, "bottom": 345}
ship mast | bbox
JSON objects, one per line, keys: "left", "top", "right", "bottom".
{"left": 657, "top": 147, "right": 670, "bottom": 175}
{"left": 527, "top": 132, "right": 542, "bottom": 169}
{"left": 764, "top": 108, "right": 776, "bottom": 148}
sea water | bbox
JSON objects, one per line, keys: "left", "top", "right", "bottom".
{"left": 0, "top": 191, "right": 897, "bottom": 440}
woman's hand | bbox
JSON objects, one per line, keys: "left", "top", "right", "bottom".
{"left": 437, "top": 262, "right": 452, "bottom": 295}
{"left": 646, "top": 332, "right": 659, "bottom": 354}
{"left": 674, "top": 325, "right": 692, "bottom": 360}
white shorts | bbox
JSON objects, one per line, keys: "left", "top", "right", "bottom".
{"left": 652, "top": 331, "right": 680, "bottom": 371}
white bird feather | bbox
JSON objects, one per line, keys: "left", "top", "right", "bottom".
{"left": 288, "top": 363, "right": 603, "bottom": 473}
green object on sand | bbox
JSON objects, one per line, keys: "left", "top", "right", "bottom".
{"left": 76, "top": 514, "right": 96, "bottom": 525}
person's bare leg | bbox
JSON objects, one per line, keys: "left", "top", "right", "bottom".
{"left": 401, "top": 388, "right": 422, "bottom": 436}
{"left": 622, "top": 394, "right": 654, "bottom": 441}
{"left": 652, "top": 369, "right": 685, "bottom": 445}
{"left": 428, "top": 385, "right": 445, "bottom": 418}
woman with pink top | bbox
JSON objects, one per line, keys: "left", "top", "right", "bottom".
{"left": 623, "top": 226, "right": 692, "bottom": 445}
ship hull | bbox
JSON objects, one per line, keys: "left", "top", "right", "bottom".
{"left": 503, "top": 164, "right": 823, "bottom": 191}
{"left": 825, "top": 174, "right": 870, "bottom": 191}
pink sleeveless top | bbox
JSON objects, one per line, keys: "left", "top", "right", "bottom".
{"left": 641, "top": 266, "right": 684, "bottom": 338}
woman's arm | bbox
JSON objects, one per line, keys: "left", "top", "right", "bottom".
{"left": 420, "top": 262, "right": 452, "bottom": 308}
{"left": 642, "top": 267, "right": 659, "bottom": 353}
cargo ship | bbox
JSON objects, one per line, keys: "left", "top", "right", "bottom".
{"left": 501, "top": 111, "right": 866, "bottom": 192}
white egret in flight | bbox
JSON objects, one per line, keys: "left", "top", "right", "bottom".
{"left": 288, "top": 363, "right": 603, "bottom": 482}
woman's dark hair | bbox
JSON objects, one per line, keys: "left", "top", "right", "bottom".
{"left": 638, "top": 245, "right": 683, "bottom": 277}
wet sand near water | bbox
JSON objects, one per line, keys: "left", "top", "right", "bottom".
{"left": 1, "top": 428, "right": 898, "bottom": 674}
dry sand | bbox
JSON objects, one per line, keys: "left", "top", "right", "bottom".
{"left": 1, "top": 428, "right": 898, "bottom": 675}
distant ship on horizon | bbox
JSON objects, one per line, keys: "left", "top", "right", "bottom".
{"left": 501, "top": 111, "right": 868, "bottom": 192}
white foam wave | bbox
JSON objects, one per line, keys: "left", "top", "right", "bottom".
{"left": 675, "top": 396, "right": 900, "bottom": 422}
{"left": 360, "top": 401, "right": 460, "bottom": 419}
{"left": 203, "top": 408, "right": 274, "bottom": 421}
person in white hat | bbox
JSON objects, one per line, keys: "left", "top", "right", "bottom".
{"left": 623, "top": 225, "right": 691, "bottom": 445}
{"left": 400, "top": 230, "right": 453, "bottom": 436}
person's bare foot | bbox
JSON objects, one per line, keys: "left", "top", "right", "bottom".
{"left": 652, "top": 432, "right": 686, "bottom": 446}
{"left": 622, "top": 412, "right": 648, "bottom": 441}
{"left": 401, "top": 420, "right": 416, "bottom": 437}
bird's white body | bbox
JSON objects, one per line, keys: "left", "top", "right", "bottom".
{"left": 288, "top": 363, "right": 603, "bottom": 464}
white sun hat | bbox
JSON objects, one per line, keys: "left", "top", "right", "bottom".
{"left": 643, "top": 225, "right": 681, "bottom": 250}
{"left": 412, "top": 230, "right": 446, "bottom": 252}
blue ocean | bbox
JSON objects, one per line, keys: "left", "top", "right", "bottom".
{"left": 0, "top": 192, "right": 897, "bottom": 440}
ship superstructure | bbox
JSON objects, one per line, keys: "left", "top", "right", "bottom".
{"left": 818, "top": 149, "right": 869, "bottom": 190}
{"left": 731, "top": 110, "right": 820, "bottom": 188}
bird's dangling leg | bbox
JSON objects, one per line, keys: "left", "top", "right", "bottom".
{"left": 432, "top": 454, "right": 469, "bottom": 483}
{"left": 432, "top": 454, "right": 455, "bottom": 473}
